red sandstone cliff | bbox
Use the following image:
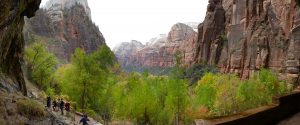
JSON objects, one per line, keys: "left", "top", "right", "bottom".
{"left": 24, "top": 0, "right": 105, "bottom": 60}
{"left": 195, "top": 0, "right": 300, "bottom": 84}
{"left": 114, "top": 23, "right": 198, "bottom": 68}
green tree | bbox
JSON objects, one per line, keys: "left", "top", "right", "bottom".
{"left": 56, "top": 45, "right": 116, "bottom": 124}
{"left": 25, "top": 42, "right": 58, "bottom": 90}
{"left": 165, "top": 78, "right": 190, "bottom": 125}
{"left": 58, "top": 48, "right": 105, "bottom": 112}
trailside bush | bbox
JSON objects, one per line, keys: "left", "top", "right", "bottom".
{"left": 237, "top": 78, "right": 272, "bottom": 111}
{"left": 183, "top": 64, "right": 218, "bottom": 85}
{"left": 212, "top": 74, "right": 241, "bottom": 116}
{"left": 16, "top": 99, "right": 46, "bottom": 119}
{"left": 194, "top": 69, "right": 291, "bottom": 118}
{"left": 195, "top": 73, "right": 218, "bottom": 110}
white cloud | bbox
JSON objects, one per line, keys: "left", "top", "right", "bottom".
{"left": 40, "top": 0, "right": 208, "bottom": 49}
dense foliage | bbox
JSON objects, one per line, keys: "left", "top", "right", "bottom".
{"left": 112, "top": 73, "right": 191, "bottom": 124}
{"left": 182, "top": 64, "right": 218, "bottom": 85}
{"left": 25, "top": 42, "right": 58, "bottom": 91}
{"left": 25, "top": 42, "right": 293, "bottom": 124}
{"left": 195, "top": 70, "right": 292, "bottom": 117}
{"left": 55, "top": 45, "right": 115, "bottom": 122}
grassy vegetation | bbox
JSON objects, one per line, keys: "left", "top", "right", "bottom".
{"left": 16, "top": 99, "right": 46, "bottom": 119}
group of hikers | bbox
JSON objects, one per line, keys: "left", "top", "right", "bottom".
{"left": 46, "top": 96, "right": 70, "bottom": 115}
{"left": 46, "top": 96, "right": 91, "bottom": 125}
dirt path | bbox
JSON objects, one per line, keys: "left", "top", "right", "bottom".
{"left": 48, "top": 109, "right": 101, "bottom": 125}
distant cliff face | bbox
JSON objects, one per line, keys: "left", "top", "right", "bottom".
{"left": 113, "top": 23, "right": 198, "bottom": 68}
{"left": 113, "top": 40, "right": 145, "bottom": 67}
{"left": 194, "top": 0, "right": 300, "bottom": 84}
{"left": 24, "top": 0, "right": 105, "bottom": 60}
{"left": 0, "top": 0, "right": 41, "bottom": 94}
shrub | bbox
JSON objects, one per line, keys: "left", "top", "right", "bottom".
{"left": 237, "top": 78, "right": 272, "bottom": 111}
{"left": 212, "top": 74, "right": 241, "bottom": 116}
{"left": 45, "top": 88, "right": 55, "bottom": 98}
{"left": 194, "top": 69, "right": 291, "bottom": 117}
{"left": 195, "top": 73, "right": 218, "bottom": 110}
{"left": 16, "top": 99, "right": 46, "bottom": 119}
{"left": 86, "top": 109, "right": 102, "bottom": 122}
{"left": 183, "top": 64, "right": 218, "bottom": 85}
{"left": 258, "top": 69, "right": 281, "bottom": 95}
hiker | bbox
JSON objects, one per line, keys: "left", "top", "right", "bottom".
{"left": 65, "top": 101, "right": 71, "bottom": 115}
{"left": 53, "top": 100, "right": 57, "bottom": 111}
{"left": 46, "top": 96, "right": 51, "bottom": 108}
{"left": 57, "top": 98, "right": 61, "bottom": 110}
{"left": 79, "top": 114, "right": 90, "bottom": 125}
{"left": 60, "top": 99, "right": 65, "bottom": 115}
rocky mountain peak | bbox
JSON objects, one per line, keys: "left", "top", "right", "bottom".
{"left": 146, "top": 34, "right": 167, "bottom": 48}
{"left": 183, "top": 22, "right": 199, "bottom": 31}
{"left": 113, "top": 40, "right": 145, "bottom": 53}
{"left": 24, "top": 0, "right": 105, "bottom": 61}
{"left": 167, "top": 23, "right": 196, "bottom": 44}
{"left": 44, "top": 0, "right": 91, "bottom": 21}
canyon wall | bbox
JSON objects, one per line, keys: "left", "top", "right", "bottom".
{"left": 0, "top": 0, "right": 41, "bottom": 94}
{"left": 195, "top": 0, "right": 300, "bottom": 84}
{"left": 114, "top": 23, "right": 198, "bottom": 68}
{"left": 24, "top": 0, "right": 105, "bottom": 60}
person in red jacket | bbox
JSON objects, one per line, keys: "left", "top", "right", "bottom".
{"left": 65, "top": 101, "right": 71, "bottom": 115}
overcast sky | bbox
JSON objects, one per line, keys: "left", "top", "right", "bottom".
{"left": 40, "top": 0, "right": 208, "bottom": 49}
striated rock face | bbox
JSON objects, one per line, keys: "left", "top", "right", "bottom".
{"left": 194, "top": 0, "right": 300, "bottom": 84}
{"left": 114, "top": 23, "right": 198, "bottom": 68}
{"left": 0, "top": 0, "right": 41, "bottom": 94}
{"left": 113, "top": 40, "right": 145, "bottom": 67}
{"left": 24, "top": 0, "right": 105, "bottom": 60}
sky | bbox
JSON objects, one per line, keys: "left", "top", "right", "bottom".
{"left": 40, "top": 0, "right": 208, "bottom": 49}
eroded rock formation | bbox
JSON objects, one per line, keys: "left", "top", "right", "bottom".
{"left": 113, "top": 40, "right": 145, "bottom": 67}
{"left": 0, "top": 0, "right": 41, "bottom": 94}
{"left": 24, "top": 0, "right": 105, "bottom": 60}
{"left": 194, "top": 0, "right": 300, "bottom": 84}
{"left": 114, "top": 23, "right": 198, "bottom": 68}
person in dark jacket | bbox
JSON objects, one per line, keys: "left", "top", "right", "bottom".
{"left": 46, "top": 96, "right": 51, "bottom": 108}
{"left": 79, "top": 115, "right": 90, "bottom": 125}
{"left": 57, "top": 99, "right": 61, "bottom": 110}
{"left": 60, "top": 99, "right": 65, "bottom": 115}
{"left": 52, "top": 100, "right": 57, "bottom": 111}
